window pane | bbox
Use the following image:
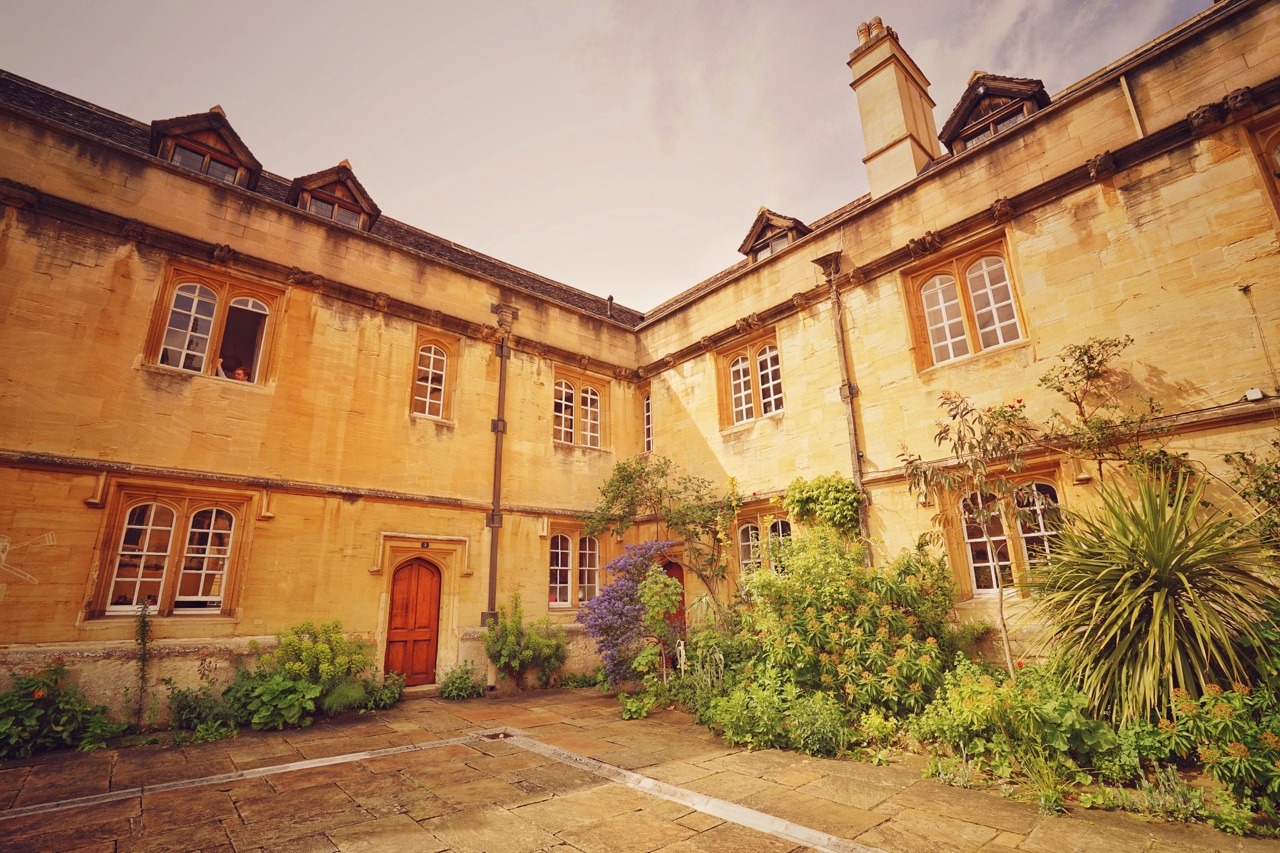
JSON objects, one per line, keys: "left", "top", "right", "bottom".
{"left": 549, "top": 534, "right": 571, "bottom": 605}
{"left": 413, "top": 345, "right": 447, "bottom": 418}
{"left": 108, "top": 503, "right": 175, "bottom": 610}
{"left": 738, "top": 524, "right": 760, "bottom": 571}
{"left": 206, "top": 159, "right": 237, "bottom": 184}
{"left": 170, "top": 145, "right": 205, "bottom": 173}
{"left": 308, "top": 197, "right": 335, "bottom": 219}
{"left": 578, "top": 536, "right": 599, "bottom": 603}
{"left": 164, "top": 283, "right": 218, "bottom": 373}
{"left": 175, "top": 508, "right": 234, "bottom": 611}
{"left": 729, "top": 356, "right": 754, "bottom": 423}
{"left": 553, "top": 380, "right": 574, "bottom": 443}
{"left": 580, "top": 387, "right": 601, "bottom": 448}
{"left": 1018, "top": 483, "right": 1060, "bottom": 568}
{"left": 966, "top": 257, "right": 1021, "bottom": 349}
{"left": 643, "top": 394, "right": 652, "bottom": 453}
{"left": 962, "top": 493, "right": 1012, "bottom": 592}
{"left": 334, "top": 206, "right": 362, "bottom": 228}
{"left": 757, "top": 345, "right": 784, "bottom": 414}
{"left": 921, "top": 275, "right": 968, "bottom": 363}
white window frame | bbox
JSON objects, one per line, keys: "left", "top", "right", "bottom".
{"left": 549, "top": 532, "right": 602, "bottom": 607}
{"left": 916, "top": 252, "right": 1022, "bottom": 367}
{"left": 580, "top": 387, "right": 601, "bottom": 448}
{"left": 737, "top": 523, "right": 761, "bottom": 572}
{"left": 729, "top": 355, "right": 756, "bottom": 424}
{"left": 549, "top": 533, "right": 572, "bottom": 606}
{"left": 413, "top": 344, "right": 447, "bottom": 418}
{"left": 643, "top": 394, "right": 652, "bottom": 453}
{"left": 553, "top": 380, "right": 575, "bottom": 444}
{"left": 578, "top": 536, "right": 600, "bottom": 604}
{"left": 757, "top": 345, "right": 784, "bottom": 415}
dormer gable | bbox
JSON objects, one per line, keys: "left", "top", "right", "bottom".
{"left": 286, "top": 160, "right": 381, "bottom": 231}
{"left": 738, "top": 208, "right": 811, "bottom": 262}
{"left": 939, "top": 73, "right": 1050, "bottom": 155}
{"left": 150, "top": 107, "right": 261, "bottom": 189}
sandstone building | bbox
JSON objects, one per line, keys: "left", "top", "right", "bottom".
{"left": 1, "top": 0, "right": 1278, "bottom": 699}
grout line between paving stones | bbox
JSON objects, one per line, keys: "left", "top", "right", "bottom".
{"left": 0, "top": 725, "right": 887, "bottom": 853}
{"left": 495, "top": 728, "right": 884, "bottom": 853}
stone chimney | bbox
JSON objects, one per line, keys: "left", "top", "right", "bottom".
{"left": 848, "top": 18, "right": 941, "bottom": 197}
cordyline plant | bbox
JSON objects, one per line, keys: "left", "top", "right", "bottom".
{"left": 900, "top": 391, "right": 1037, "bottom": 678}
{"left": 585, "top": 456, "right": 742, "bottom": 608}
{"left": 578, "top": 541, "right": 678, "bottom": 685}
{"left": 1031, "top": 472, "right": 1278, "bottom": 724}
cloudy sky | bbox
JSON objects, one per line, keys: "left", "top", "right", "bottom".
{"left": 3, "top": 1, "right": 1205, "bottom": 310}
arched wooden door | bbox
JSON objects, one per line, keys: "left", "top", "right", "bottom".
{"left": 662, "top": 561, "right": 687, "bottom": 628}
{"left": 385, "top": 558, "right": 441, "bottom": 686}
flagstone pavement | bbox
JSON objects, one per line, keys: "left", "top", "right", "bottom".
{"left": 1, "top": 689, "right": 1275, "bottom": 852}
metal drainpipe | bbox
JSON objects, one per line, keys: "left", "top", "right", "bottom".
{"left": 483, "top": 304, "right": 519, "bottom": 626}
{"left": 813, "top": 252, "right": 872, "bottom": 562}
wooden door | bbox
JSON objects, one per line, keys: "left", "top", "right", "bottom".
{"left": 662, "top": 561, "right": 687, "bottom": 628}
{"left": 385, "top": 558, "right": 441, "bottom": 686}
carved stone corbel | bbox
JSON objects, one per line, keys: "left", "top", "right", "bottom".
{"left": 287, "top": 267, "right": 323, "bottom": 286}
{"left": 211, "top": 243, "right": 236, "bottom": 264}
{"left": 1086, "top": 151, "right": 1117, "bottom": 181}
{"left": 699, "top": 336, "right": 715, "bottom": 352}
{"left": 1187, "top": 102, "right": 1227, "bottom": 136}
{"left": 846, "top": 266, "right": 866, "bottom": 286}
{"left": 374, "top": 293, "right": 391, "bottom": 312}
{"left": 907, "top": 231, "right": 942, "bottom": 259}
{"left": 614, "top": 366, "right": 638, "bottom": 382}
{"left": 490, "top": 302, "right": 520, "bottom": 334}
{"left": 123, "top": 219, "right": 150, "bottom": 243}
{"left": 0, "top": 179, "right": 38, "bottom": 209}
{"left": 1223, "top": 86, "right": 1255, "bottom": 118}
{"left": 990, "top": 197, "right": 1016, "bottom": 223}
{"left": 422, "top": 308, "right": 443, "bottom": 327}
{"left": 662, "top": 354, "right": 676, "bottom": 370}
{"left": 735, "top": 313, "right": 762, "bottom": 335}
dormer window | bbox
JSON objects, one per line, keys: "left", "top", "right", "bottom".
{"left": 170, "top": 142, "right": 239, "bottom": 184}
{"left": 738, "top": 208, "right": 811, "bottom": 263}
{"left": 287, "top": 161, "right": 380, "bottom": 232}
{"left": 939, "top": 74, "right": 1051, "bottom": 155}
{"left": 150, "top": 108, "right": 261, "bottom": 189}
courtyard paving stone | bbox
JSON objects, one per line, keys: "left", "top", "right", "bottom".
{"left": 1, "top": 689, "right": 1272, "bottom": 852}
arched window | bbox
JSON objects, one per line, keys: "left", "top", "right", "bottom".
{"left": 154, "top": 268, "right": 277, "bottom": 382}
{"left": 549, "top": 534, "right": 571, "bottom": 605}
{"left": 578, "top": 536, "right": 600, "bottom": 602}
{"left": 413, "top": 344, "right": 447, "bottom": 418}
{"left": 921, "top": 275, "right": 969, "bottom": 364}
{"left": 176, "top": 508, "right": 235, "bottom": 609}
{"left": 966, "top": 256, "right": 1020, "bottom": 349}
{"left": 962, "top": 492, "right": 1012, "bottom": 593}
{"left": 1017, "top": 483, "right": 1060, "bottom": 568}
{"left": 108, "top": 502, "right": 176, "bottom": 611}
{"left": 580, "top": 387, "right": 601, "bottom": 448}
{"left": 757, "top": 345, "right": 784, "bottom": 414}
{"left": 553, "top": 381, "right": 575, "bottom": 443}
{"left": 738, "top": 523, "right": 761, "bottom": 571}
{"left": 161, "top": 283, "right": 218, "bottom": 373}
{"left": 729, "top": 355, "right": 755, "bottom": 423}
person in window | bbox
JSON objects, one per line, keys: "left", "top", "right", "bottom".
{"left": 215, "top": 357, "right": 250, "bottom": 381}
{"left": 231, "top": 366, "right": 249, "bottom": 381}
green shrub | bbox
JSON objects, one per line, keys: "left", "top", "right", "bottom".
{"left": 482, "top": 595, "right": 568, "bottom": 688}
{"left": 0, "top": 663, "right": 127, "bottom": 758}
{"left": 1034, "top": 473, "right": 1278, "bottom": 724}
{"left": 247, "top": 674, "right": 322, "bottom": 730}
{"left": 256, "top": 620, "right": 375, "bottom": 712}
{"left": 362, "top": 672, "right": 405, "bottom": 710}
{"left": 912, "top": 657, "right": 1116, "bottom": 781}
{"left": 165, "top": 673, "right": 237, "bottom": 742}
{"left": 560, "top": 668, "right": 607, "bottom": 689}
{"left": 705, "top": 666, "right": 796, "bottom": 750}
{"left": 786, "top": 691, "right": 849, "bottom": 757}
{"left": 439, "top": 661, "right": 485, "bottom": 700}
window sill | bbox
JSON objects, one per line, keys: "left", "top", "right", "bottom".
{"left": 920, "top": 339, "right": 1030, "bottom": 376}
{"left": 720, "top": 409, "right": 785, "bottom": 436}
{"left": 552, "top": 440, "right": 610, "bottom": 454}
{"left": 411, "top": 413, "right": 456, "bottom": 428}
{"left": 142, "top": 363, "right": 269, "bottom": 390}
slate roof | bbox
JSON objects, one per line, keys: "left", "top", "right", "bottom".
{"left": 0, "top": 70, "right": 645, "bottom": 329}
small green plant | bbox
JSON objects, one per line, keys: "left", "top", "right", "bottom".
{"left": 0, "top": 663, "right": 127, "bottom": 758}
{"left": 255, "top": 621, "right": 376, "bottom": 715}
{"left": 164, "top": 660, "right": 237, "bottom": 742}
{"left": 620, "top": 691, "right": 656, "bottom": 720}
{"left": 439, "top": 661, "right": 485, "bottom": 700}
{"left": 247, "top": 674, "right": 322, "bottom": 730}
{"left": 560, "top": 668, "right": 607, "bottom": 689}
{"left": 786, "top": 691, "right": 849, "bottom": 757}
{"left": 483, "top": 595, "right": 568, "bottom": 689}
{"left": 134, "top": 603, "right": 153, "bottom": 729}
{"left": 362, "top": 672, "right": 405, "bottom": 710}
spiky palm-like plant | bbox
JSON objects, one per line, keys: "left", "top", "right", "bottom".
{"left": 1034, "top": 473, "right": 1278, "bottom": 724}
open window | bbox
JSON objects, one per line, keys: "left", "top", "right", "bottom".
{"left": 150, "top": 265, "right": 279, "bottom": 383}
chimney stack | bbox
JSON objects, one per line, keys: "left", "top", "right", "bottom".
{"left": 848, "top": 18, "right": 941, "bottom": 198}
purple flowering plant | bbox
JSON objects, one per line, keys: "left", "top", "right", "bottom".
{"left": 578, "top": 540, "right": 676, "bottom": 685}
